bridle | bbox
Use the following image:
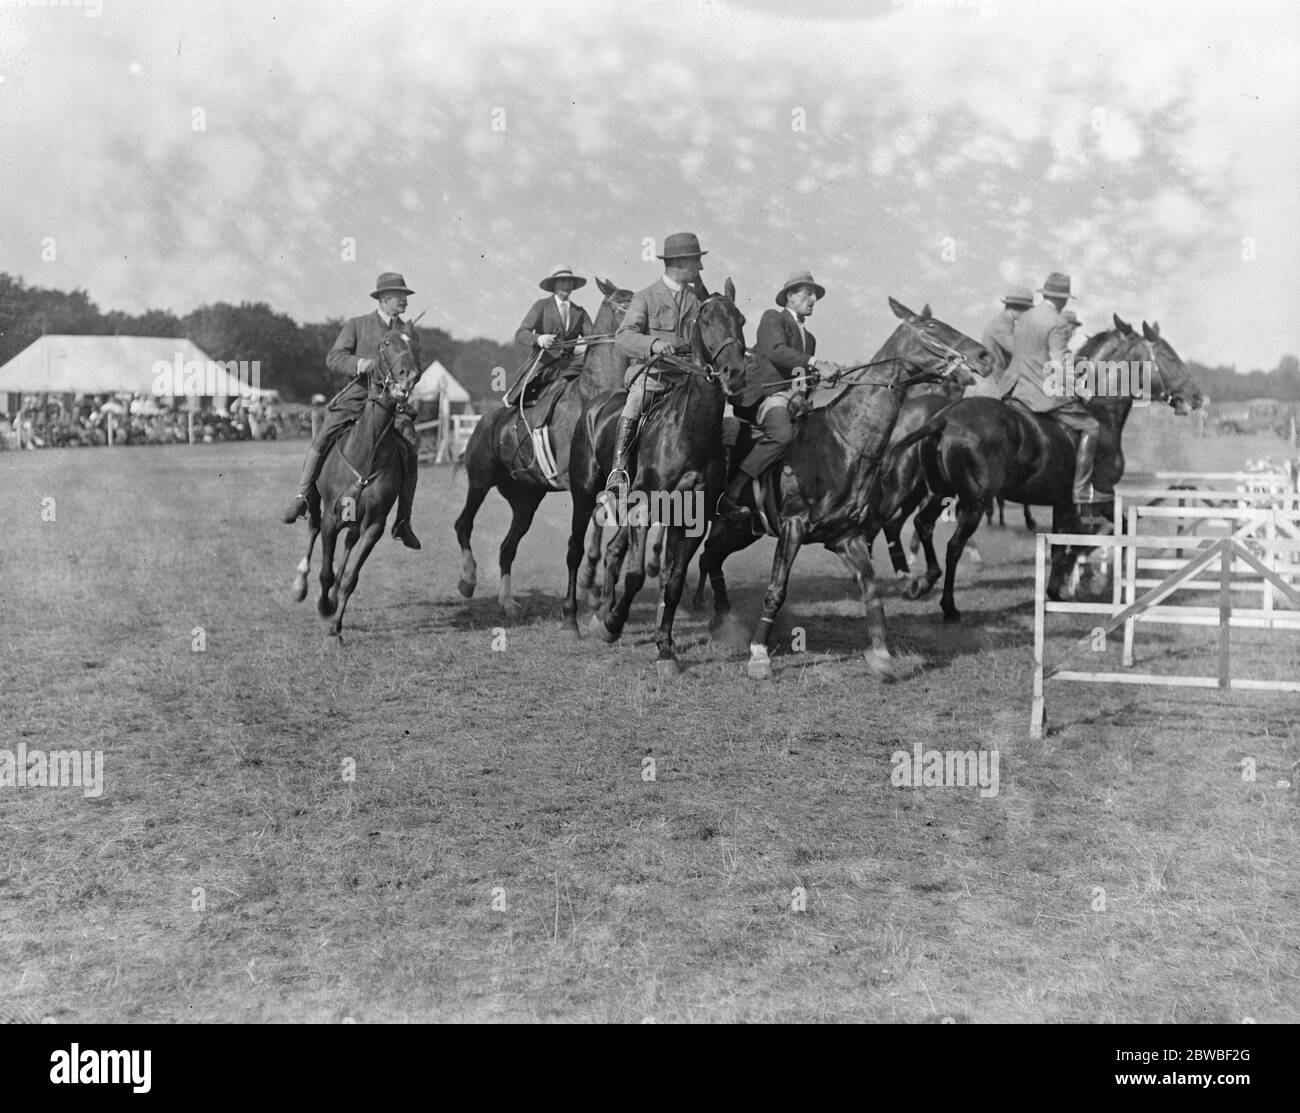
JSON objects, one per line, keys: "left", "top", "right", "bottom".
{"left": 371, "top": 334, "right": 417, "bottom": 402}
{"left": 822, "top": 318, "right": 983, "bottom": 394}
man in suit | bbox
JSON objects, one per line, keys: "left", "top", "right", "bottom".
{"left": 281, "top": 271, "right": 424, "bottom": 549}
{"left": 508, "top": 266, "right": 593, "bottom": 404}
{"left": 1003, "top": 272, "right": 1102, "bottom": 520}
{"left": 718, "top": 270, "right": 843, "bottom": 526}
{"left": 966, "top": 286, "right": 1033, "bottom": 400}
{"left": 607, "top": 231, "right": 708, "bottom": 493}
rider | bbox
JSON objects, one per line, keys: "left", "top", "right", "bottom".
{"left": 509, "top": 266, "right": 592, "bottom": 404}
{"left": 606, "top": 231, "right": 707, "bottom": 494}
{"left": 1003, "top": 272, "right": 1103, "bottom": 523}
{"left": 967, "top": 285, "right": 1033, "bottom": 400}
{"left": 718, "top": 269, "right": 843, "bottom": 527}
{"left": 281, "top": 271, "right": 424, "bottom": 549}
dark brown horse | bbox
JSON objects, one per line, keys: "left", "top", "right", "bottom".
{"left": 291, "top": 329, "right": 423, "bottom": 638}
{"left": 691, "top": 299, "right": 991, "bottom": 681}
{"left": 453, "top": 276, "right": 632, "bottom": 615}
{"left": 879, "top": 317, "right": 1203, "bottom": 621}
{"left": 562, "top": 279, "right": 749, "bottom": 675}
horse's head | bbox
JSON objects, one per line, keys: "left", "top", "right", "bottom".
{"left": 691, "top": 276, "right": 748, "bottom": 398}
{"left": 885, "top": 297, "right": 992, "bottom": 386}
{"left": 596, "top": 275, "right": 634, "bottom": 323}
{"left": 1085, "top": 315, "right": 1203, "bottom": 414}
{"left": 370, "top": 329, "right": 423, "bottom": 406}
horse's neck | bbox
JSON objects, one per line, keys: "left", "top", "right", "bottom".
{"left": 821, "top": 339, "right": 907, "bottom": 450}
{"left": 575, "top": 299, "right": 627, "bottom": 396}
{"left": 343, "top": 396, "right": 396, "bottom": 462}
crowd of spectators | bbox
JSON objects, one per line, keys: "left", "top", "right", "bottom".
{"left": 1, "top": 395, "right": 317, "bottom": 449}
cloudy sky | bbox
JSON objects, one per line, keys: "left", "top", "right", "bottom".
{"left": 1, "top": 0, "right": 1296, "bottom": 371}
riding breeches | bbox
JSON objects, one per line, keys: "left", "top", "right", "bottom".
{"left": 736, "top": 389, "right": 797, "bottom": 479}
{"left": 618, "top": 364, "right": 671, "bottom": 422}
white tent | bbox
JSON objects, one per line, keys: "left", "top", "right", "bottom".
{"left": 411, "top": 359, "right": 471, "bottom": 406}
{"left": 0, "top": 335, "right": 249, "bottom": 398}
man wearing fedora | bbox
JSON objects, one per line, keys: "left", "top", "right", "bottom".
{"left": 281, "top": 271, "right": 424, "bottom": 549}
{"left": 509, "top": 266, "right": 593, "bottom": 404}
{"left": 1004, "top": 272, "right": 1103, "bottom": 521}
{"left": 967, "top": 286, "right": 1034, "bottom": 400}
{"left": 719, "top": 270, "right": 842, "bottom": 527}
{"left": 608, "top": 231, "right": 708, "bottom": 492}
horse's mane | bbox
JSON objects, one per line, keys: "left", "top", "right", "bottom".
{"left": 1074, "top": 328, "right": 1116, "bottom": 361}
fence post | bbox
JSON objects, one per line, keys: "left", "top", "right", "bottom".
{"left": 1218, "top": 539, "right": 1231, "bottom": 689}
{"left": 1123, "top": 504, "right": 1139, "bottom": 667}
{"left": 1031, "top": 532, "right": 1047, "bottom": 739}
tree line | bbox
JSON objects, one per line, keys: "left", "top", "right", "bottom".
{"left": 0, "top": 273, "right": 517, "bottom": 404}
{"left": 2, "top": 272, "right": 1297, "bottom": 406}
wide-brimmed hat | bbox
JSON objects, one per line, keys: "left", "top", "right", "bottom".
{"left": 1038, "top": 272, "right": 1075, "bottom": 300}
{"left": 775, "top": 270, "right": 827, "bottom": 307}
{"left": 370, "top": 272, "right": 414, "bottom": 299}
{"left": 656, "top": 232, "right": 708, "bottom": 260}
{"left": 539, "top": 266, "right": 587, "bottom": 292}
{"left": 1002, "top": 286, "right": 1034, "bottom": 308}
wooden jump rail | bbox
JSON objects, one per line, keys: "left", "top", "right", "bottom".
{"left": 1030, "top": 514, "right": 1300, "bottom": 739}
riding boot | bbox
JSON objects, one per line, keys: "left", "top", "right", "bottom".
{"left": 282, "top": 443, "right": 324, "bottom": 522}
{"left": 1072, "top": 431, "right": 1099, "bottom": 524}
{"left": 716, "top": 470, "right": 754, "bottom": 528}
{"left": 603, "top": 414, "right": 637, "bottom": 495}
{"left": 391, "top": 444, "right": 421, "bottom": 550}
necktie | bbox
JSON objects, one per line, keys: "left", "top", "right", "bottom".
{"left": 560, "top": 302, "right": 569, "bottom": 333}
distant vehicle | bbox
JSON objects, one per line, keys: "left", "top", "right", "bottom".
{"left": 1214, "top": 397, "right": 1287, "bottom": 436}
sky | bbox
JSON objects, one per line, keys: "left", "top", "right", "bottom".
{"left": 0, "top": 0, "right": 1296, "bottom": 371}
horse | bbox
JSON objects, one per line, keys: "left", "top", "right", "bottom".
{"left": 290, "top": 328, "right": 423, "bottom": 638}
{"left": 453, "top": 276, "right": 632, "bottom": 616}
{"left": 879, "top": 317, "right": 1203, "bottom": 622}
{"left": 690, "top": 298, "right": 991, "bottom": 681}
{"left": 561, "top": 278, "right": 749, "bottom": 676}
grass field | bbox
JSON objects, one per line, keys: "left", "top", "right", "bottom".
{"left": 1, "top": 409, "right": 1296, "bottom": 1023}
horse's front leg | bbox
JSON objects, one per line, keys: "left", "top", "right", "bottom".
{"left": 836, "top": 531, "right": 912, "bottom": 679}
{"left": 292, "top": 514, "right": 321, "bottom": 602}
{"left": 905, "top": 494, "right": 945, "bottom": 599}
{"left": 653, "top": 524, "right": 706, "bottom": 676}
{"left": 747, "top": 518, "right": 805, "bottom": 680}
{"left": 939, "top": 495, "right": 991, "bottom": 623}
{"left": 591, "top": 522, "right": 632, "bottom": 642}
{"left": 317, "top": 511, "right": 341, "bottom": 617}
{"left": 331, "top": 520, "right": 385, "bottom": 638}
{"left": 605, "top": 521, "right": 649, "bottom": 639}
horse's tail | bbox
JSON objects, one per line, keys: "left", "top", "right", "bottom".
{"left": 880, "top": 415, "right": 947, "bottom": 480}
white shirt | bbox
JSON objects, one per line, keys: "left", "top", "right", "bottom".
{"left": 662, "top": 274, "right": 682, "bottom": 293}
{"left": 554, "top": 295, "right": 571, "bottom": 330}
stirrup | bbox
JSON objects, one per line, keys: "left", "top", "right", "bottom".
{"left": 605, "top": 466, "right": 630, "bottom": 492}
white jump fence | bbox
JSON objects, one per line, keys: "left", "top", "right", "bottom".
{"left": 1030, "top": 473, "right": 1300, "bottom": 739}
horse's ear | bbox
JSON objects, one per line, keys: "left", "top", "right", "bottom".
{"left": 724, "top": 276, "right": 736, "bottom": 301}
{"left": 888, "top": 296, "right": 914, "bottom": 320}
{"left": 597, "top": 276, "right": 614, "bottom": 296}
{"left": 920, "top": 303, "right": 932, "bottom": 320}
{"left": 1150, "top": 320, "right": 1162, "bottom": 338}
{"left": 1114, "top": 314, "right": 1133, "bottom": 335}
{"left": 1142, "top": 320, "right": 1157, "bottom": 341}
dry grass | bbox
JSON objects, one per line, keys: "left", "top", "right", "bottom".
{"left": 0, "top": 419, "right": 1296, "bottom": 1022}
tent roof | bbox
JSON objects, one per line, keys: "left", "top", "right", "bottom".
{"left": 411, "top": 359, "right": 471, "bottom": 403}
{"left": 0, "top": 335, "right": 245, "bottom": 396}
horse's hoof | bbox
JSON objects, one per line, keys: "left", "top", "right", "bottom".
{"left": 904, "top": 579, "right": 927, "bottom": 600}
{"left": 501, "top": 599, "right": 523, "bottom": 620}
{"left": 457, "top": 578, "right": 476, "bottom": 598}
{"left": 968, "top": 549, "right": 983, "bottom": 564}
{"left": 318, "top": 599, "right": 337, "bottom": 618}
{"left": 590, "top": 614, "right": 618, "bottom": 644}
{"left": 291, "top": 576, "right": 308, "bottom": 602}
{"left": 894, "top": 569, "right": 910, "bottom": 582}
{"left": 864, "top": 650, "right": 904, "bottom": 681}
{"left": 942, "top": 608, "right": 961, "bottom": 625}
{"left": 656, "top": 658, "right": 681, "bottom": 679}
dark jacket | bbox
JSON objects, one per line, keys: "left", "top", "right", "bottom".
{"left": 515, "top": 296, "right": 592, "bottom": 376}
{"left": 325, "top": 311, "right": 423, "bottom": 411}
{"left": 737, "top": 307, "right": 816, "bottom": 412}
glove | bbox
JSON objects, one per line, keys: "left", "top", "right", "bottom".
{"left": 787, "top": 391, "right": 810, "bottom": 419}
{"left": 651, "top": 338, "right": 673, "bottom": 356}
{"left": 537, "top": 334, "right": 557, "bottom": 350}
{"left": 355, "top": 357, "right": 375, "bottom": 377}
